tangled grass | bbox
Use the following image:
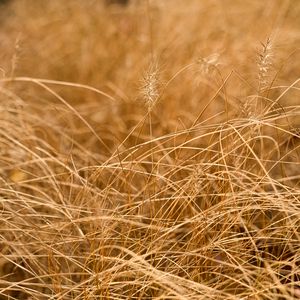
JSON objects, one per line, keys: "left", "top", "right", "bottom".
{"left": 0, "top": 0, "right": 300, "bottom": 299}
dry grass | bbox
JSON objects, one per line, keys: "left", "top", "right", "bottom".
{"left": 0, "top": 0, "right": 300, "bottom": 299}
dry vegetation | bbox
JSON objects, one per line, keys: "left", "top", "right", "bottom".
{"left": 0, "top": 0, "right": 300, "bottom": 299}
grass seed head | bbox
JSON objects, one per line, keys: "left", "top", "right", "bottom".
{"left": 257, "top": 37, "right": 273, "bottom": 91}
{"left": 140, "top": 62, "right": 160, "bottom": 111}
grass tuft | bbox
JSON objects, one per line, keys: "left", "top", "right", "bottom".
{"left": 0, "top": 0, "right": 299, "bottom": 299}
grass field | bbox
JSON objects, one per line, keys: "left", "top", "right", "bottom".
{"left": 0, "top": 0, "right": 300, "bottom": 299}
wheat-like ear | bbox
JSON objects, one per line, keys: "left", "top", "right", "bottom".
{"left": 10, "top": 33, "right": 22, "bottom": 78}
{"left": 257, "top": 37, "right": 273, "bottom": 92}
{"left": 241, "top": 38, "right": 274, "bottom": 118}
{"left": 198, "top": 53, "right": 221, "bottom": 75}
{"left": 140, "top": 61, "right": 160, "bottom": 111}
